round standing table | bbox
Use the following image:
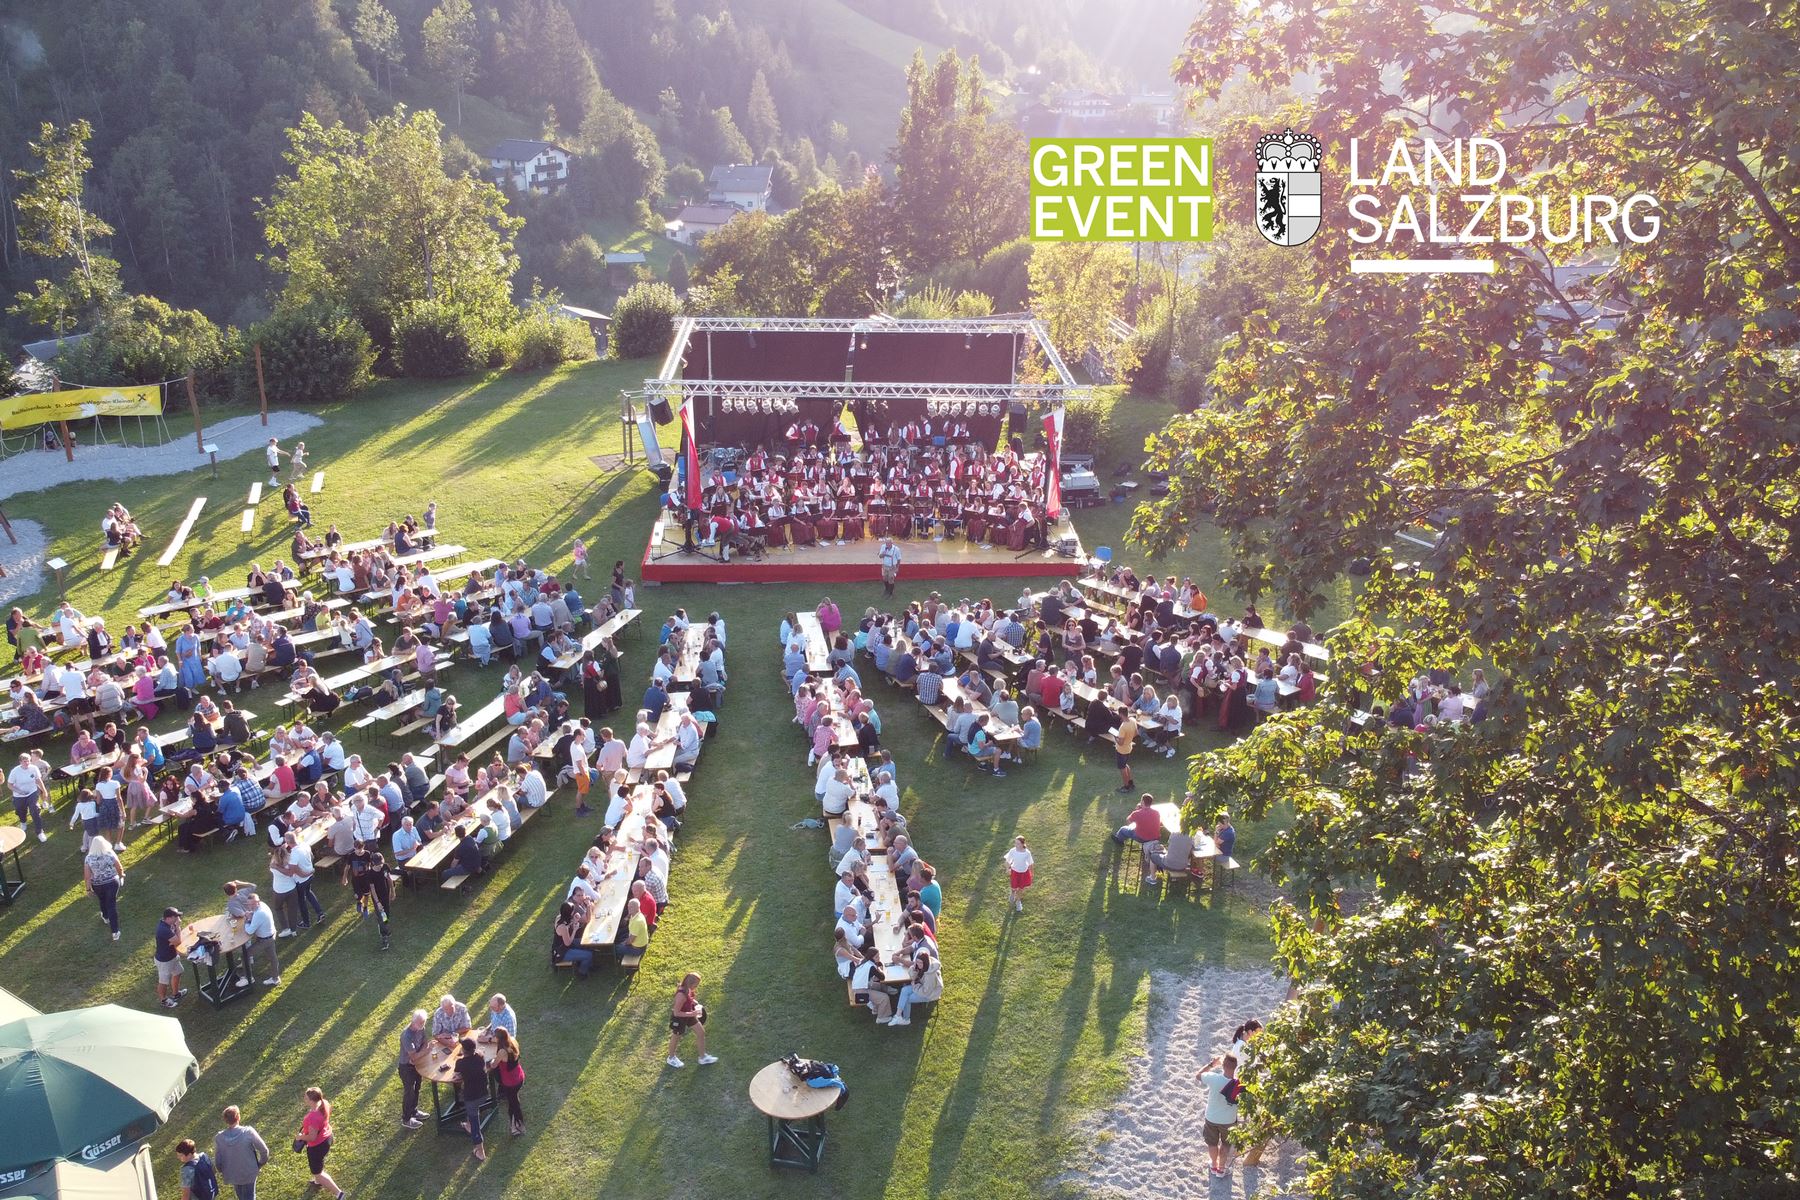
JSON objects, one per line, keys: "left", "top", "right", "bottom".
{"left": 748, "top": 1060, "right": 840, "bottom": 1172}
{"left": 0, "top": 825, "right": 25, "bottom": 903}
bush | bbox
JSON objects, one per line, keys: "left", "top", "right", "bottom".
{"left": 391, "top": 301, "right": 481, "bottom": 378}
{"left": 246, "top": 302, "right": 375, "bottom": 405}
{"left": 54, "top": 296, "right": 240, "bottom": 404}
{"left": 1171, "top": 362, "right": 1209, "bottom": 412}
{"left": 1059, "top": 395, "right": 1112, "bottom": 455}
{"left": 506, "top": 306, "right": 599, "bottom": 372}
{"left": 1124, "top": 309, "right": 1173, "bottom": 393}
{"left": 609, "top": 280, "right": 680, "bottom": 359}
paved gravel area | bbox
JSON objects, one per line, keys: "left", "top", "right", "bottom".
{"left": 0, "top": 411, "right": 321, "bottom": 503}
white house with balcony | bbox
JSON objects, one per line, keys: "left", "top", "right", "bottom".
{"left": 706, "top": 163, "right": 774, "bottom": 212}
{"left": 486, "top": 139, "right": 572, "bottom": 193}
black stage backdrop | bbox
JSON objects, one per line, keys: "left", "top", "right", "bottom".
{"left": 678, "top": 328, "right": 1016, "bottom": 449}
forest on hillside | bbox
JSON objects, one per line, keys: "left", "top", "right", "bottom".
{"left": 0, "top": 0, "right": 1150, "bottom": 345}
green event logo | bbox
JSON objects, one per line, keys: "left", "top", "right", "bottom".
{"left": 1030, "top": 137, "right": 1214, "bottom": 241}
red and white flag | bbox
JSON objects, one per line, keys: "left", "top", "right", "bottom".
{"left": 1043, "top": 407, "right": 1065, "bottom": 520}
{"left": 673, "top": 397, "right": 702, "bottom": 511}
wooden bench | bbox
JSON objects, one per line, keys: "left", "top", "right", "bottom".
{"left": 617, "top": 947, "right": 644, "bottom": 973}
{"left": 156, "top": 496, "right": 207, "bottom": 567}
{"left": 100, "top": 546, "right": 121, "bottom": 571}
{"left": 311, "top": 471, "right": 325, "bottom": 493}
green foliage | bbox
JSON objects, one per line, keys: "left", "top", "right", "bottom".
{"left": 692, "top": 178, "right": 898, "bottom": 316}
{"left": 665, "top": 164, "right": 706, "bottom": 206}
{"left": 351, "top": 0, "right": 403, "bottom": 93}
{"left": 53, "top": 296, "right": 239, "bottom": 404}
{"left": 391, "top": 300, "right": 482, "bottom": 378}
{"left": 9, "top": 120, "right": 125, "bottom": 335}
{"left": 889, "top": 284, "right": 993, "bottom": 319}
{"left": 1057, "top": 395, "right": 1111, "bottom": 456}
{"left": 1139, "top": 3, "right": 1800, "bottom": 1197}
{"left": 917, "top": 237, "right": 1034, "bottom": 313}
{"left": 666, "top": 250, "right": 690, "bottom": 293}
{"left": 744, "top": 70, "right": 782, "bottom": 155}
{"left": 608, "top": 280, "right": 679, "bottom": 359}
{"left": 699, "top": 107, "right": 754, "bottom": 168}
{"left": 889, "top": 50, "right": 1026, "bottom": 272}
{"left": 505, "top": 303, "right": 597, "bottom": 371}
{"left": 1168, "top": 361, "right": 1207, "bottom": 413}
{"left": 571, "top": 124, "right": 666, "bottom": 220}
{"left": 421, "top": 0, "right": 478, "bottom": 125}
{"left": 246, "top": 302, "right": 374, "bottom": 405}
{"left": 1028, "top": 242, "right": 1138, "bottom": 381}
{"left": 261, "top": 109, "right": 522, "bottom": 349}
{"left": 1123, "top": 308, "right": 1173, "bottom": 394}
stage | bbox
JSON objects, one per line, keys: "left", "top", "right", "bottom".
{"left": 639, "top": 511, "right": 1085, "bottom": 585}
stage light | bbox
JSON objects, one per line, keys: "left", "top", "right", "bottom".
{"left": 964, "top": 336, "right": 972, "bottom": 350}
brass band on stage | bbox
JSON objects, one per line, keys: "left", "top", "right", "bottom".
{"left": 672, "top": 437, "right": 1054, "bottom": 553}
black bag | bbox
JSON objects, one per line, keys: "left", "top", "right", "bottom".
{"left": 290, "top": 1137, "right": 307, "bottom": 1154}
{"left": 1222, "top": 1077, "right": 1244, "bottom": 1105}
{"left": 782, "top": 1052, "right": 850, "bottom": 1110}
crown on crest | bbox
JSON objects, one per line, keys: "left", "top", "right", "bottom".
{"left": 1256, "top": 128, "right": 1323, "bottom": 172}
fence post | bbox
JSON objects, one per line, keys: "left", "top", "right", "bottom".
{"left": 58, "top": 420, "right": 74, "bottom": 462}
{"left": 187, "top": 372, "right": 203, "bottom": 452}
{"left": 254, "top": 343, "right": 269, "bottom": 426}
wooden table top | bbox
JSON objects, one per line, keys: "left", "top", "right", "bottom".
{"left": 0, "top": 825, "right": 24, "bottom": 854}
{"left": 749, "top": 1060, "right": 840, "bottom": 1121}
{"left": 176, "top": 912, "right": 250, "bottom": 956}
{"left": 794, "top": 613, "right": 832, "bottom": 675}
{"left": 411, "top": 1032, "right": 495, "bottom": 1085}
{"left": 579, "top": 789, "right": 654, "bottom": 948}
{"left": 437, "top": 693, "right": 508, "bottom": 748}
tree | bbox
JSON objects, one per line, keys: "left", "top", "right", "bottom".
{"left": 1129, "top": 3, "right": 1800, "bottom": 1198}
{"left": 889, "top": 50, "right": 1026, "bottom": 272}
{"left": 665, "top": 164, "right": 705, "bottom": 207}
{"left": 744, "top": 69, "right": 781, "bottom": 155}
{"left": 9, "top": 120, "right": 124, "bottom": 333}
{"left": 700, "top": 106, "right": 753, "bottom": 167}
{"left": 1027, "top": 243, "right": 1137, "bottom": 380}
{"left": 248, "top": 301, "right": 375, "bottom": 404}
{"left": 352, "top": 0, "right": 403, "bottom": 93}
{"left": 666, "top": 250, "right": 689, "bottom": 293}
{"left": 54, "top": 295, "right": 238, "bottom": 403}
{"left": 261, "top": 109, "right": 522, "bottom": 346}
{"left": 421, "top": 0, "right": 478, "bottom": 127}
{"left": 609, "top": 280, "right": 679, "bottom": 358}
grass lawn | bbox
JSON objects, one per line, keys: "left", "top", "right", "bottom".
{"left": 0, "top": 365, "right": 1294, "bottom": 1199}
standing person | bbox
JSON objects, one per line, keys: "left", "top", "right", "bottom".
{"left": 878, "top": 537, "right": 902, "bottom": 597}
{"left": 240, "top": 893, "right": 280, "bottom": 987}
{"left": 1004, "top": 835, "right": 1034, "bottom": 913}
{"left": 1195, "top": 1052, "right": 1241, "bottom": 1177}
{"left": 8, "top": 752, "right": 47, "bottom": 842}
{"left": 397, "top": 1011, "right": 429, "bottom": 1129}
{"left": 1114, "top": 710, "right": 1139, "bottom": 793}
{"left": 288, "top": 440, "right": 309, "bottom": 483}
{"left": 155, "top": 906, "right": 186, "bottom": 1006}
{"left": 665, "top": 972, "right": 718, "bottom": 1068}
{"left": 492, "top": 1028, "right": 526, "bottom": 1135}
{"left": 212, "top": 1106, "right": 270, "bottom": 1200}
{"left": 455, "top": 1037, "right": 489, "bottom": 1162}
{"left": 348, "top": 839, "right": 393, "bottom": 950}
{"left": 297, "top": 1088, "right": 345, "bottom": 1199}
{"left": 82, "top": 835, "right": 125, "bottom": 941}
{"left": 265, "top": 438, "right": 285, "bottom": 488}
{"left": 570, "top": 537, "right": 590, "bottom": 579}
{"left": 287, "top": 834, "right": 325, "bottom": 929}
{"left": 175, "top": 1137, "right": 220, "bottom": 1200}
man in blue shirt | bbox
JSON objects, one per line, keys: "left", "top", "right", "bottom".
{"left": 642, "top": 679, "right": 669, "bottom": 720}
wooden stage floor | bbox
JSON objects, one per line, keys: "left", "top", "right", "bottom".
{"left": 639, "top": 512, "right": 1085, "bottom": 585}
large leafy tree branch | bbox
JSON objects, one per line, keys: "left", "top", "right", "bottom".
{"left": 1134, "top": 2, "right": 1800, "bottom": 1196}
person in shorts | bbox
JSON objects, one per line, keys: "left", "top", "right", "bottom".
{"left": 155, "top": 906, "right": 187, "bottom": 1007}
{"left": 1196, "top": 1052, "right": 1241, "bottom": 1176}
{"left": 665, "top": 972, "right": 718, "bottom": 1069}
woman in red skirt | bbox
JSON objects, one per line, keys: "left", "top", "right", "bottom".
{"left": 1005, "top": 835, "right": 1034, "bottom": 913}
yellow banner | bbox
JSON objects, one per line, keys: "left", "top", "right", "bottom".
{"left": 0, "top": 385, "right": 163, "bottom": 431}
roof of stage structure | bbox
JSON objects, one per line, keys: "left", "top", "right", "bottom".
{"left": 633, "top": 314, "right": 1089, "bottom": 406}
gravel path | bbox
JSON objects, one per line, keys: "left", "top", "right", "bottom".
{"left": 0, "top": 518, "right": 50, "bottom": 611}
{"left": 0, "top": 411, "right": 322, "bottom": 504}
{"left": 1061, "top": 966, "right": 1303, "bottom": 1200}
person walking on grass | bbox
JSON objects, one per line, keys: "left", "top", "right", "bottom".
{"left": 398, "top": 1011, "right": 429, "bottom": 1130}
{"left": 1004, "top": 835, "right": 1034, "bottom": 913}
{"left": 288, "top": 441, "right": 309, "bottom": 483}
{"left": 175, "top": 1137, "right": 220, "bottom": 1200}
{"left": 666, "top": 972, "right": 718, "bottom": 1068}
{"left": 298, "top": 1087, "right": 347, "bottom": 1199}
{"left": 493, "top": 1028, "right": 526, "bottom": 1136}
{"left": 878, "top": 537, "right": 902, "bottom": 597}
{"left": 265, "top": 438, "right": 286, "bottom": 489}
{"left": 1114, "top": 711, "right": 1139, "bottom": 793}
{"left": 1195, "top": 1052, "right": 1242, "bottom": 1178}
{"left": 571, "top": 537, "right": 590, "bottom": 579}
{"left": 212, "top": 1106, "right": 268, "bottom": 1200}
{"left": 81, "top": 835, "right": 124, "bottom": 941}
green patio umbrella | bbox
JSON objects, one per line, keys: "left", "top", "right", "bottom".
{"left": 0, "top": 1005, "right": 197, "bottom": 1188}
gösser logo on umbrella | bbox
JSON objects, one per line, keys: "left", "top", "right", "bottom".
{"left": 0, "top": 990, "right": 199, "bottom": 1189}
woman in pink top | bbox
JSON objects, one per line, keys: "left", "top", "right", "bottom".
{"left": 298, "top": 1087, "right": 345, "bottom": 1198}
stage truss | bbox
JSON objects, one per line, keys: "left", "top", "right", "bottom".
{"left": 628, "top": 315, "right": 1089, "bottom": 408}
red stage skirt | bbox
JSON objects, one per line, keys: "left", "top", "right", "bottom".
{"left": 768, "top": 518, "right": 791, "bottom": 547}
{"left": 816, "top": 517, "right": 839, "bottom": 541}
{"left": 842, "top": 517, "right": 864, "bottom": 541}
{"left": 792, "top": 520, "right": 816, "bottom": 546}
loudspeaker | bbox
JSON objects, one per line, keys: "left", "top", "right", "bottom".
{"left": 649, "top": 397, "right": 674, "bottom": 425}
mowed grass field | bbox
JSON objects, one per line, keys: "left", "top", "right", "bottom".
{"left": 0, "top": 361, "right": 1296, "bottom": 1200}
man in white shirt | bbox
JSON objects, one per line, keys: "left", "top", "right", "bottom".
{"left": 517, "top": 764, "right": 548, "bottom": 809}
{"left": 820, "top": 769, "right": 853, "bottom": 817}
{"left": 654, "top": 770, "right": 687, "bottom": 813}
{"left": 241, "top": 893, "right": 281, "bottom": 986}
{"left": 1437, "top": 686, "right": 1467, "bottom": 723}
{"left": 342, "top": 754, "right": 372, "bottom": 792}
{"left": 834, "top": 904, "right": 870, "bottom": 951}
{"left": 873, "top": 770, "right": 899, "bottom": 810}
{"left": 626, "top": 723, "right": 652, "bottom": 770}
{"left": 320, "top": 734, "right": 347, "bottom": 773}
{"left": 7, "top": 754, "right": 47, "bottom": 841}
